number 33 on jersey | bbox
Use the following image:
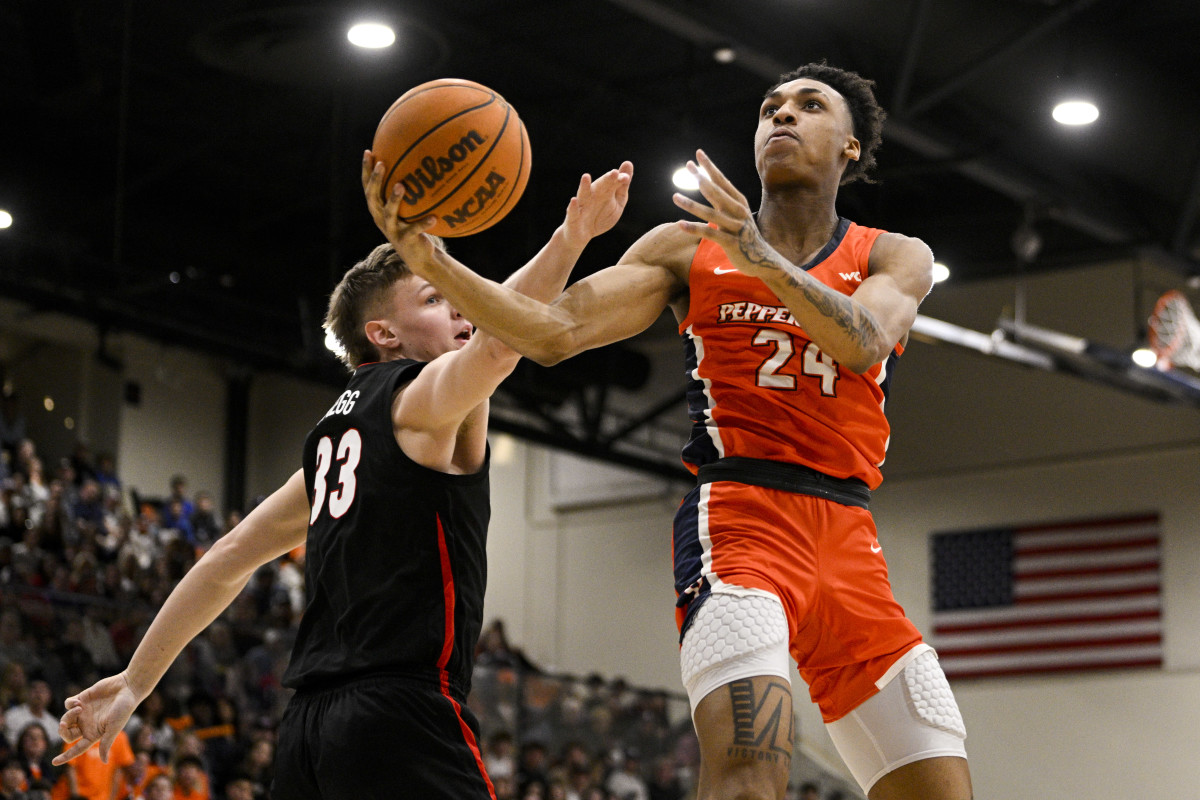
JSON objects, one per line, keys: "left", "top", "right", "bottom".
{"left": 309, "top": 389, "right": 363, "bottom": 523}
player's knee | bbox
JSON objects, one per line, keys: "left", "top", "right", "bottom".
{"left": 826, "top": 648, "right": 968, "bottom": 795}
{"left": 867, "top": 756, "right": 972, "bottom": 800}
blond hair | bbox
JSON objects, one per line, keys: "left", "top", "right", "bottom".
{"left": 322, "top": 244, "right": 412, "bottom": 369}
{"left": 324, "top": 240, "right": 449, "bottom": 369}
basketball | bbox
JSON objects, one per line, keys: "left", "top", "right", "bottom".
{"left": 371, "top": 78, "right": 532, "bottom": 237}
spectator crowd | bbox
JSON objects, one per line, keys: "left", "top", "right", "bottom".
{"left": 0, "top": 387, "right": 846, "bottom": 800}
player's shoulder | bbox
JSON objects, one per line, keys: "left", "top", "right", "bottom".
{"left": 867, "top": 230, "right": 933, "bottom": 270}
{"left": 870, "top": 229, "right": 931, "bottom": 257}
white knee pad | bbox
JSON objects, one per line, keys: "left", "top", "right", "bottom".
{"left": 679, "top": 591, "right": 791, "bottom": 715}
{"left": 825, "top": 647, "right": 967, "bottom": 793}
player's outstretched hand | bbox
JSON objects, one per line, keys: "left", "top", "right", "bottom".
{"left": 361, "top": 150, "right": 440, "bottom": 262}
{"left": 671, "top": 149, "right": 783, "bottom": 279}
{"left": 560, "top": 161, "right": 634, "bottom": 250}
{"left": 53, "top": 673, "right": 138, "bottom": 766}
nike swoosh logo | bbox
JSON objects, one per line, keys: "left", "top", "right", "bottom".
{"left": 713, "top": 267, "right": 739, "bottom": 275}
{"left": 870, "top": 543, "right": 882, "bottom": 553}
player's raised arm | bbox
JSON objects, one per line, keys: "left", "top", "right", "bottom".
{"left": 364, "top": 149, "right": 690, "bottom": 367}
{"left": 499, "top": 160, "right": 634, "bottom": 303}
{"left": 673, "top": 150, "right": 931, "bottom": 373}
{"left": 54, "top": 470, "right": 311, "bottom": 766}
{"left": 361, "top": 152, "right": 633, "bottom": 308}
{"left": 384, "top": 179, "right": 681, "bottom": 447}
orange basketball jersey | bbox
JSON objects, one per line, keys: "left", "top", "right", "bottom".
{"left": 678, "top": 219, "right": 900, "bottom": 489}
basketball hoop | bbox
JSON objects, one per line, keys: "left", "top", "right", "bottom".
{"left": 1148, "top": 289, "right": 1200, "bottom": 371}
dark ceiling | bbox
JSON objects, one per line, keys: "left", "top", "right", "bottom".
{"left": 3, "top": 0, "right": 1200, "bottom": 473}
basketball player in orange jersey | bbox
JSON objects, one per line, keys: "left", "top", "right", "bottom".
{"left": 49, "top": 163, "right": 632, "bottom": 800}
{"left": 364, "top": 63, "right": 972, "bottom": 800}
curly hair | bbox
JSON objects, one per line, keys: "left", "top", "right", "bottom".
{"left": 768, "top": 62, "right": 886, "bottom": 185}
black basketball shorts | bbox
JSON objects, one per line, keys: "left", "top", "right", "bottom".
{"left": 273, "top": 673, "right": 495, "bottom": 799}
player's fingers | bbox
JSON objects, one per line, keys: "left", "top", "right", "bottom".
{"left": 58, "top": 706, "right": 81, "bottom": 733}
{"left": 671, "top": 192, "right": 716, "bottom": 224}
{"left": 696, "top": 150, "right": 749, "bottom": 207}
{"left": 686, "top": 161, "right": 732, "bottom": 211}
{"left": 691, "top": 157, "right": 740, "bottom": 211}
{"left": 360, "top": 150, "right": 373, "bottom": 187}
{"left": 99, "top": 730, "right": 119, "bottom": 764}
{"left": 391, "top": 213, "right": 437, "bottom": 240}
{"left": 672, "top": 191, "right": 734, "bottom": 230}
{"left": 689, "top": 161, "right": 741, "bottom": 215}
{"left": 674, "top": 219, "right": 722, "bottom": 241}
{"left": 383, "top": 181, "right": 409, "bottom": 220}
{"left": 615, "top": 164, "right": 633, "bottom": 198}
{"left": 364, "top": 162, "right": 386, "bottom": 204}
{"left": 52, "top": 737, "right": 95, "bottom": 766}
{"left": 590, "top": 163, "right": 627, "bottom": 186}
{"left": 362, "top": 154, "right": 386, "bottom": 200}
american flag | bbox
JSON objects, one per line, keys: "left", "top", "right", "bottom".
{"left": 930, "top": 514, "right": 1163, "bottom": 679}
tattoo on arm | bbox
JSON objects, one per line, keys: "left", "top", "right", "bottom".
{"left": 737, "top": 223, "right": 779, "bottom": 270}
{"left": 726, "top": 677, "right": 794, "bottom": 764}
{"left": 737, "top": 222, "right": 883, "bottom": 351}
{"left": 786, "top": 272, "right": 882, "bottom": 350}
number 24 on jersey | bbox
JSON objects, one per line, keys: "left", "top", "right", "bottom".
{"left": 753, "top": 329, "right": 839, "bottom": 396}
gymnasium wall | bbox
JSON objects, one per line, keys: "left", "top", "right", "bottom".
{"left": 870, "top": 446, "right": 1200, "bottom": 800}
{"left": 113, "top": 337, "right": 227, "bottom": 509}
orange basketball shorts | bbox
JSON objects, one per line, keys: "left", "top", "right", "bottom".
{"left": 673, "top": 479, "right": 923, "bottom": 722}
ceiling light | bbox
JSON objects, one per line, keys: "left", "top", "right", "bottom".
{"left": 672, "top": 167, "right": 698, "bottom": 191}
{"left": 0, "top": 210, "right": 12, "bottom": 229}
{"left": 712, "top": 46, "right": 736, "bottom": 64}
{"left": 1131, "top": 347, "right": 1158, "bottom": 368}
{"left": 348, "top": 22, "right": 396, "bottom": 49}
{"left": 672, "top": 165, "right": 711, "bottom": 191}
{"left": 932, "top": 262, "right": 950, "bottom": 283}
{"left": 1052, "top": 100, "right": 1098, "bottom": 126}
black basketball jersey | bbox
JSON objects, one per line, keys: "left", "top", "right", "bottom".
{"left": 282, "top": 359, "right": 491, "bottom": 695}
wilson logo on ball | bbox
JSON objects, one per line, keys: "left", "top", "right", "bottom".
{"left": 373, "top": 78, "right": 532, "bottom": 238}
{"left": 398, "top": 130, "right": 488, "bottom": 206}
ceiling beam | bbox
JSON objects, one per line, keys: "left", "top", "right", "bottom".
{"left": 890, "top": 0, "right": 935, "bottom": 112}
{"left": 904, "top": 0, "right": 1101, "bottom": 118}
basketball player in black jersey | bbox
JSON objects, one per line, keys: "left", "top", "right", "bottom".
{"left": 51, "top": 158, "right": 633, "bottom": 799}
